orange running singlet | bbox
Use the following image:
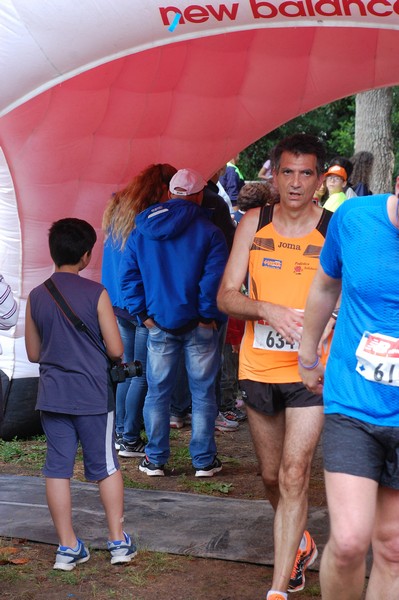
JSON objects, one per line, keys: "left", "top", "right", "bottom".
{"left": 239, "top": 204, "right": 332, "bottom": 384}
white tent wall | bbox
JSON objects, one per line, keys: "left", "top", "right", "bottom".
{"left": 1, "top": 1, "right": 399, "bottom": 437}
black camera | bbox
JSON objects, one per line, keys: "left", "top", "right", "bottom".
{"left": 110, "top": 360, "right": 142, "bottom": 383}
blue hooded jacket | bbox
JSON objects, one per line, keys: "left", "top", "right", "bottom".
{"left": 120, "top": 199, "right": 228, "bottom": 332}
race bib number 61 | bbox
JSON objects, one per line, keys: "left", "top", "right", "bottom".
{"left": 355, "top": 331, "right": 399, "bottom": 387}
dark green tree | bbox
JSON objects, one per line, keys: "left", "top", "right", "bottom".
{"left": 240, "top": 87, "right": 399, "bottom": 188}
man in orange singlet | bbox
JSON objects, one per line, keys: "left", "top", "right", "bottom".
{"left": 217, "top": 134, "right": 334, "bottom": 600}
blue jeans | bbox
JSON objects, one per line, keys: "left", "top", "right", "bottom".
{"left": 144, "top": 325, "right": 220, "bottom": 468}
{"left": 170, "top": 354, "right": 191, "bottom": 418}
{"left": 115, "top": 317, "right": 148, "bottom": 442}
{"left": 170, "top": 321, "right": 227, "bottom": 416}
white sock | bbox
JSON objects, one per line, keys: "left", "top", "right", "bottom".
{"left": 266, "top": 591, "right": 288, "bottom": 600}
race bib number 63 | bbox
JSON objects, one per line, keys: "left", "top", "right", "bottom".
{"left": 355, "top": 331, "right": 399, "bottom": 387}
{"left": 253, "top": 320, "right": 299, "bottom": 352}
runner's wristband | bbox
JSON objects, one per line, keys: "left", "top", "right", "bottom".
{"left": 298, "top": 356, "right": 320, "bottom": 370}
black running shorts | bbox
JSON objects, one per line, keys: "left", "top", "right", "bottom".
{"left": 239, "top": 380, "right": 323, "bottom": 416}
{"left": 323, "top": 413, "right": 399, "bottom": 489}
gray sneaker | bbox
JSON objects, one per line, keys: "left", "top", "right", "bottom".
{"left": 169, "top": 415, "right": 184, "bottom": 429}
{"left": 138, "top": 456, "right": 165, "bottom": 476}
{"left": 119, "top": 439, "right": 146, "bottom": 458}
{"left": 195, "top": 456, "right": 223, "bottom": 477}
{"left": 107, "top": 531, "right": 137, "bottom": 565}
{"left": 114, "top": 434, "right": 123, "bottom": 450}
{"left": 53, "top": 538, "right": 90, "bottom": 571}
{"left": 215, "top": 412, "right": 239, "bottom": 432}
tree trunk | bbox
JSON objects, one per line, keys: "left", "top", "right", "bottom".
{"left": 354, "top": 88, "right": 394, "bottom": 194}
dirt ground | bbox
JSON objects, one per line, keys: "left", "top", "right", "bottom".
{"left": 0, "top": 420, "right": 326, "bottom": 599}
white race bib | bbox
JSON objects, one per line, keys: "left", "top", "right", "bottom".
{"left": 355, "top": 331, "right": 399, "bottom": 387}
{"left": 253, "top": 320, "right": 298, "bottom": 352}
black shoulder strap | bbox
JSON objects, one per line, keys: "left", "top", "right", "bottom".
{"left": 256, "top": 203, "right": 274, "bottom": 232}
{"left": 44, "top": 277, "right": 109, "bottom": 361}
{"left": 44, "top": 278, "right": 87, "bottom": 331}
{"left": 317, "top": 208, "right": 333, "bottom": 238}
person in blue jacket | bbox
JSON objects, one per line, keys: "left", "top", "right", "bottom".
{"left": 102, "top": 164, "right": 177, "bottom": 457}
{"left": 120, "top": 168, "right": 228, "bottom": 477}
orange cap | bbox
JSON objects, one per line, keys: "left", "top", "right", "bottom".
{"left": 324, "top": 165, "right": 347, "bottom": 180}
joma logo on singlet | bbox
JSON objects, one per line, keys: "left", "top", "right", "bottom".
{"left": 277, "top": 242, "right": 301, "bottom": 250}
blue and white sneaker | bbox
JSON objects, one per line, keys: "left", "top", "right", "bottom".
{"left": 107, "top": 531, "right": 137, "bottom": 565}
{"left": 53, "top": 538, "right": 90, "bottom": 571}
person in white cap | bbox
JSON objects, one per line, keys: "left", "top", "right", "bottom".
{"left": 120, "top": 168, "right": 228, "bottom": 478}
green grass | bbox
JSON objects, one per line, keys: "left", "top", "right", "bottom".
{"left": 0, "top": 438, "right": 25, "bottom": 463}
{"left": 177, "top": 474, "right": 233, "bottom": 495}
{"left": 305, "top": 583, "right": 322, "bottom": 596}
{"left": 121, "top": 472, "right": 153, "bottom": 490}
{"left": 0, "top": 564, "right": 29, "bottom": 584}
{"left": 168, "top": 445, "right": 191, "bottom": 470}
{"left": 125, "top": 550, "right": 184, "bottom": 587}
{"left": 0, "top": 437, "right": 86, "bottom": 468}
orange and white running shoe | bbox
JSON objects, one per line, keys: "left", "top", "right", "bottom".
{"left": 288, "top": 530, "right": 318, "bottom": 593}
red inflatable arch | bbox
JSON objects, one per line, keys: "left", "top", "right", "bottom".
{"left": 0, "top": 0, "right": 398, "bottom": 436}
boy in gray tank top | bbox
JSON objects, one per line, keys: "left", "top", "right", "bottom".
{"left": 25, "top": 218, "right": 136, "bottom": 571}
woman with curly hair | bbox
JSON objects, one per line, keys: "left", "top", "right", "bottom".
{"left": 102, "top": 163, "right": 177, "bottom": 457}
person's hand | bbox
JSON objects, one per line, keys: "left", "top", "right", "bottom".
{"left": 198, "top": 321, "right": 217, "bottom": 330}
{"left": 232, "top": 344, "right": 240, "bottom": 353}
{"left": 263, "top": 304, "right": 303, "bottom": 346}
{"left": 143, "top": 317, "right": 156, "bottom": 329}
{"left": 298, "top": 358, "right": 325, "bottom": 395}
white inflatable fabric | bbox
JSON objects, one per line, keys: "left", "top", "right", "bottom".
{"left": 1, "top": 0, "right": 399, "bottom": 435}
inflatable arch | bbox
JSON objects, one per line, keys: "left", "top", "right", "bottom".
{"left": 1, "top": 0, "right": 399, "bottom": 437}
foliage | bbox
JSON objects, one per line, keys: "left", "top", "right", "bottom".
{"left": 240, "top": 88, "right": 399, "bottom": 185}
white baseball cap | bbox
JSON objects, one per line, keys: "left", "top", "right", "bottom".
{"left": 169, "top": 168, "right": 207, "bottom": 196}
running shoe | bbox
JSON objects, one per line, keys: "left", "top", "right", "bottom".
{"left": 169, "top": 415, "right": 184, "bottom": 429}
{"left": 288, "top": 530, "right": 318, "bottom": 592}
{"left": 107, "top": 531, "right": 137, "bottom": 565}
{"left": 138, "top": 456, "right": 165, "bottom": 476}
{"left": 195, "top": 456, "right": 223, "bottom": 477}
{"left": 215, "top": 411, "right": 239, "bottom": 432}
{"left": 222, "top": 408, "right": 247, "bottom": 422}
{"left": 170, "top": 414, "right": 192, "bottom": 428}
{"left": 118, "top": 439, "right": 146, "bottom": 457}
{"left": 114, "top": 434, "right": 123, "bottom": 450}
{"left": 53, "top": 538, "right": 90, "bottom": 571}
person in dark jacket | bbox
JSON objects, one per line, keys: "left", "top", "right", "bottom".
{"left": 203, "top": 172, "right": 236, "bottom": 252}
{"left": 169, "top": 169, "right": 237, "bottom": 432}
{"left": 219, "top": 154, "right": 245, "bottom": 208}
{"left": 120, "top": 168, "right": 228, "bottom": 478}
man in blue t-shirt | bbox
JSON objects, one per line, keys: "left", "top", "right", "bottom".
{"left": 299, "top": 193, "right": 399, "bottom": 599}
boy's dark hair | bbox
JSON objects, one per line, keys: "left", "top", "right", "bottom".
{"left": 271, "top": 133, "right": 326, "bottom": 176}
{"left": 49, "top": 218, "right": 97, "bottom": 267}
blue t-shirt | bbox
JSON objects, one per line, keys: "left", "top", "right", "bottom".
{"left": 320, "top": 194, "right": 399, "bottom": 426}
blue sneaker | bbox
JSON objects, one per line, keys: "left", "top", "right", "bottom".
{"left": 53, "top": 538, "right": 90, "bottom": 571}
{"left": 107, "top": 531, "right": 137, "bottom": 565}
